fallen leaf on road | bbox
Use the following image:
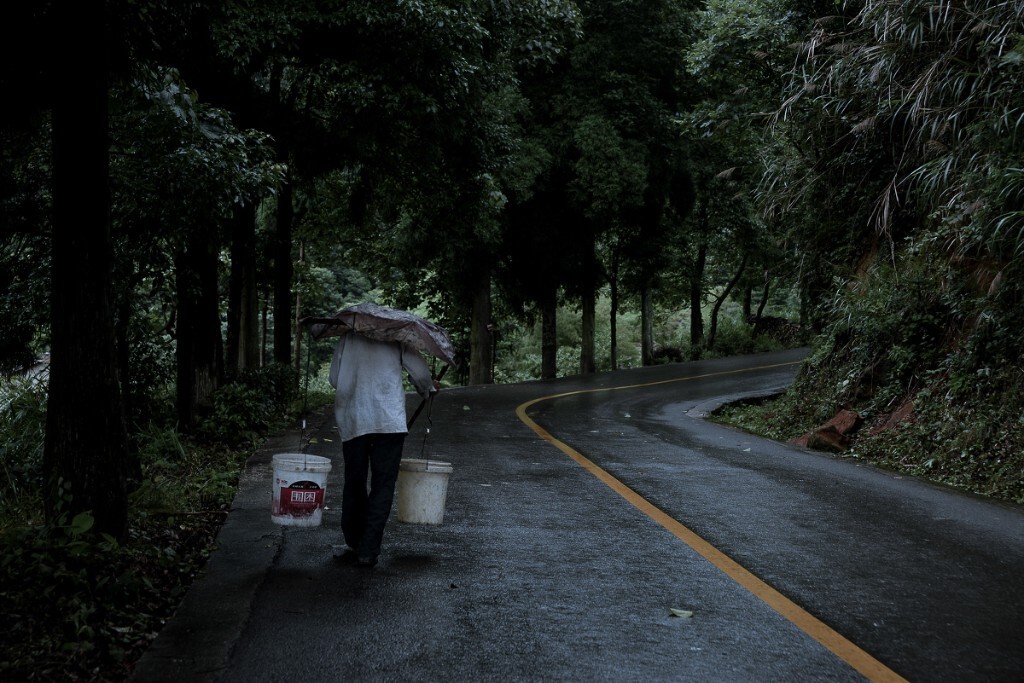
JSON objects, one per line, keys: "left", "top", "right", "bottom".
{"left": 669, "top": 608, "right": 694, "bottom": 618}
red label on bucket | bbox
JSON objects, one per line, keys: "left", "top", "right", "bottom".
{"left": 279, "top": 480, "right": 324, "bottom": 516}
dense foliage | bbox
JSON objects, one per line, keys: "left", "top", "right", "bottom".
{"left": 715, "top": 0, "right": 1024, "bottom": 504}
{"left": 0, "top": 365, "right": 318, "bottom": 681}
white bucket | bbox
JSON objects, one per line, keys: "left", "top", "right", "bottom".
{"left": 271, "top": 453, "right": 332, "bottom": 527}
{"left": 396, "top": 458, "right": 453, "bottom": 525}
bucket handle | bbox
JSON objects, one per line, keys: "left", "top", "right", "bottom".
{"left": 407, "top": 363, "right": 449, "bottom": 429}
{"left": 410, "top": 363, "right": 448, "bottom": 459}
{"left": 418, "top": 392, "right": 435, "bottom": 458}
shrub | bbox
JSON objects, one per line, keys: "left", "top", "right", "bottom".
{"left": 194, "top": 363, "right": 303, "bottom": 448}
{"left": 707, "top": 315, "right": 786, "bottom": 358}
{"left": 0, "top": 373, "right": 48, "bottom": 523}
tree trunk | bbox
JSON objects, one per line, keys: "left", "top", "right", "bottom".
{"left": 752, "top": 275, "right": 772, "bottom": 337}
{"left": 175, "top": 233, "right": 223, "bottom": 432}
{"left": 261, "top": 293, "right": 269, "bottom": 367}
{"left": 226, "top": 202, "right": 260, "bottom": 374}
{"left": 273, "top": 174, "right": 293, "bottom": 365}
{"left": 707, "top": 254, "right": 747, "bottom": 351}
{"left": 608, "top": 250, "right": 620, "bottom": 371}
{"left": 293, "top": 241, "right": 304, "bottom": 372}
{"left": 689, "top": 243, "right": 707, "bottom": 359}
{"left": 641, "top": 286, "right": 654, "bottom": 366}
{"left": 579, "top": 245, "right": 597, "bottom": 375}
{"left": 113, "top": 294, "right": 143, "bottom": 485}
{"left": 581, "top": 287, "right": 596, "bottom": 375}
{"left": 43, "top": 2, "right": 131, "bottom": 539}
{"left": 541, "top": 288, "right": 557, "bottom": 379}
{"left": 469, "top": 269, "right": 493, "bottom": 385}
{"left": 114, "top": 294, "right": 132, "bottom": 405}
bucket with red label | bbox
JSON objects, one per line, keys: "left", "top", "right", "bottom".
{"left": 271, "top": 453, "right": 332, "bottom": 527}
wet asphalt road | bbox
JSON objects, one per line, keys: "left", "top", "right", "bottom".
{"left": 130, "top": 349, "right": 1024, "bottom": 682}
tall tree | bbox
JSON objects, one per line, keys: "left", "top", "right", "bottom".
{"left": 680, "top": 0, "right": 803, "bottom": 353}
{"left": 565, "top": 0, "right": 698, "bottom": 369}
{"left": 108, "top": 66, "right": 281, "bottom": 425}
{"left": 43, "top": 2, "right": 131, "bottom": 538}
{"left": 173, "top": 226, "right": 223, "bottom": 432}
{"left": 226, "top": 202, "right": 260, "bottom": 374}
{"left": 273, "top": 171, "right": 295, "bottom": 365}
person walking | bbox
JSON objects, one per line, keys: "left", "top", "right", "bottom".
{"left": 328, "top": 331, "right": 439, "bottom": 568}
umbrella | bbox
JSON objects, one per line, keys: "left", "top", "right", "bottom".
{"left": 304, "top": 302, "right": 458, "bottom": 367}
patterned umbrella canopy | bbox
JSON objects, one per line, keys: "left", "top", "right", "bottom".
{"left": 306, "top": 303, "right": 457, "bottom": 367}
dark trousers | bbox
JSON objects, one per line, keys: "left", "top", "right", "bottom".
{"left": 341, "top": 432, "right": 406, "bottom": 559}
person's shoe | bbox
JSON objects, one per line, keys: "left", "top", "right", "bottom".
{"left": 334, "top": 546, "right": 358, "bottom": 563}
{"left": 356, "top": 555, "right": 377, "bottom": 568}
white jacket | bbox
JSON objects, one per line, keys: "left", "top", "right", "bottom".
{"left": 328, "top": 333, "right": 435, "bottom": 442}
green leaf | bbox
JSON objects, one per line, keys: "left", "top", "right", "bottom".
{"left": 70, "top": 512, "right": 94, "bottom": 536}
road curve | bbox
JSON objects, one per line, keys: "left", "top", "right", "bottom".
{"left": 131, "top": 348, "right": 1024, "bottom": 683}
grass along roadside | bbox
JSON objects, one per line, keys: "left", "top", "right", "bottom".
{"left": 711, "top": 375, "right": 1024, "bottom": 506}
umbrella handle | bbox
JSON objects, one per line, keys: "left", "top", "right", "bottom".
{"left": 407, "top": 364, "right": 449, "bottom": 429}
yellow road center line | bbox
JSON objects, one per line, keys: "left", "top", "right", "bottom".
{"left": 515, "top": 362, "right": 907, "bottom": 683}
